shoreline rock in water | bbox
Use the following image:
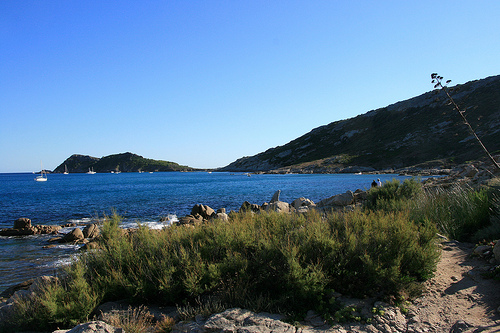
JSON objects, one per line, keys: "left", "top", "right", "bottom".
{"left": 0, "top": 218, "right": 61, "bottom": 236}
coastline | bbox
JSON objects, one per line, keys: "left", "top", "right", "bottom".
{"left": 0, "top": 163, "right": 499, "bottom": 332}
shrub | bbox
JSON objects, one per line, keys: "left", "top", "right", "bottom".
{"left": 101, "top": 305, "right": 155, "bottom": 333}
{"left": 410, "top": 184, "right": 493, "bottom": 242}
{"left": 364, "top": 178, "right": 423, "bottom": 212}
{"left": 83, "top": 210, "right": 439, "bottom": 313}
{"left": 7, "top": 209, "right": 440, "bottom": 329}
{"left": 4, "top": 261, "right": 98, "bottom": 332}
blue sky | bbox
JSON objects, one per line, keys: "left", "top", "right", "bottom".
{"left": 1, "top": 1, "right": 500, "bottom": 172}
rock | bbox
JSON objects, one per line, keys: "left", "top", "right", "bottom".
{"left": 216, "top": 213, "right": 229, "bottom": 221}
{"left": 1, "top": 275, "right": 58, "bottom": 325}
{"left": 291, "top": 197, "right": 315, "bottom": 209}
{"left": 14, "top": 218, "right": 31, "bottom": 229}
{"left": 61, "top": 228, "right": 84, "bottom": 243}
{"left": 53, "top": 320, "right": 123, "bottom": 333}
{"left": 304, "top": 310, "right": 326, "bottom": 327}
{"left": 27, "top": 276, "right": 58, "bottom": 295}
{"left": 197, "top": 308, "right": 294, "bottom": 333}
{"left": 317, "top": 191, "right": 355, "bottom": 208}
{"left": 217, "top": 208, "right": 226, "bottom": 214}
{"left": 493, "top": 241, "right": 500, "bottom": 262}
{"left": 239, "top": 201, "right": 261, "bottom": 213}
{"left": 191, "top": 204, "right": 215, "bottom": 220}
{"left": 82, "top": 240, "right": 100, "bottom": 251}
{"left": 460, "top": 165, "right": 479, "bottom": 178}
{"left": 82, "top": 224, "right": 100, "bottom": 239}
{"left": 36, "top": 225, "right": 61, "bottom": 234}
{"left": 449, "top": 320, "right": 473, "bottom": 333}
{"left": 353, "top": 189, "right": 368, "bottom": 201}
{"left": 0, "top": 227, "right": 36, "bottom": 236}
{"left": 270, "top": 190, "right": 281, "bottom": 203}
{"left": 0, "top": 279, "right": 34, "bottom": 299}
{"left": 178, "top": 215, "right": 203, "bottom": 225}
{"left": 0, "top": 224, "right": 62, "bottom": 236}
{"left": 474, "top": 245, "right": 491, "bottom": 256}
{"left": 61, "top": 222, "right": 77, "bottom": 228}
{"left": 265, "top": 201, "right": 290, "bottom": 213}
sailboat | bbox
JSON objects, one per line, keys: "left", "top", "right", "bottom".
{"left": 35, "top": 161, "right": 48, "bottom": 182}
{"left": 63, "top": 165, "right": 69, "bottom": 175}
{"left": 87, "top": 167, "right": 96, "bottom": 174}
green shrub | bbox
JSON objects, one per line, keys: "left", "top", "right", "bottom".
{"left": 86, "top": 210, "right": 438, "bottom": 311}
{"left": 4, "top": 261, "right": 98, "bottom": 332}
{"left": 365, "top": 178, "right": 423, "bottom": 212}
{"left": 7, "top": 209, "right": 440, "bottom": 329}
{"left": 410, "top": 184, "right": 493, "bottom": 242}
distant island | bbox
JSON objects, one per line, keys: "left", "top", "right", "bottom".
{"left": 53, "top": 152, "right": 198, "bottom": 173}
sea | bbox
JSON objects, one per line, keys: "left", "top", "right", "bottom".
{"left": 0, "top": 171, "right": 421, "bottom": 292}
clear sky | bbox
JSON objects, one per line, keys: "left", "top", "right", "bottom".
{"left": 1, "top": 1, "right": 499, "bottom": 172}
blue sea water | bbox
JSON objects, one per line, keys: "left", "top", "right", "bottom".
{"left": 0, "top": 171, "right": 417, "bottom": 292}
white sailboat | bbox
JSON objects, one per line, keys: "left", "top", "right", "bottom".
{"left": 63, "top": 165, "right": 69, "bottom": 175}
{"left": 87, "top": 167, "right": 96, "bottom": 174}
{"left": 35, "top": 161, "right": 48, "bottom": 182}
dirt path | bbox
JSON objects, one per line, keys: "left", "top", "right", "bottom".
{"left": 407, "top": 240, "right": 500, "bottom": 332}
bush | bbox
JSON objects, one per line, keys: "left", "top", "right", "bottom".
{"left": 6, "top": 209, "right": 440, "bottom": 329}
{"left": 4, "top": 261, "right": 98, "bottom": 332}
{"left": 364, "top": 178, "right": 423, "bottom": 212}
{"left": 410, "top": 184, "right": 493, "bottom": 242}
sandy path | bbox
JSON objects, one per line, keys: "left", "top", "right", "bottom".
{"left": 407, "top": 240, "right": 500, "bottom": 332}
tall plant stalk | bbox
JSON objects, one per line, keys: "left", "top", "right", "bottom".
{"left": 431, "top": 73, "right": 500, "bottom": 170}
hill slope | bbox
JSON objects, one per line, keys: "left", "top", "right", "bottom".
{"left": 221, "top": 75, "right": 500, "bottom": 172}
{"left": 53, "top": 152, "right": 195, "bottom": 173}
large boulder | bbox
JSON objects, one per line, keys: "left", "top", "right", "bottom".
{"left": 291, "top": 197, "right": 315, "bottom": 209}
{"left": 178, "top": 215, "right": 203, "bottom": 226}
{"left": 191, "top": 204, "right": 215, "bottom": 220}
{"left": 353, "top": 189, "right": 368, "bottom": 202}
{"left": 291, "top": 197, "right": 316, "bottom": 213}
{"left": 317, "top": 190, "right": 355, "bottom": 208}
{"left": 14, "top": 218, "right": 31, "bottom": 229}
{"left": 82, "top": 223, "right": 100, "bottom": 239}
{"left": 61, "top": 228, "right": 84, "bottom": 243}
{"left": 265, "top": 201, "right": 290, "bottom": 213}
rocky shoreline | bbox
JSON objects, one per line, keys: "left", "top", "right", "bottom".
{"left": 1, "top": 158, "right": 499, "bottom": 332}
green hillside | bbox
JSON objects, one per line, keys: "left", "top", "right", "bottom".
{"left": 221, "top": 75, "right": 500, "bottom": 172}
{"left": 54, "top": 152, "right": 194, "bottom": 173}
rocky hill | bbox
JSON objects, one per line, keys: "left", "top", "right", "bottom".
{"left": 220, "top": 75, "right": 500, "bottom": 173}
{"left": 53, "top": 152, "right": 195, "bottom": 173}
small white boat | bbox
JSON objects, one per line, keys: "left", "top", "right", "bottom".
{"left": 87, "top": 167, "right": 96, "bottom": 174}
{"left": 63, "top": 165, "right": 69, "bottom": 175}
{"left": 35, "top": 161, "right": 48, "bottom": 182}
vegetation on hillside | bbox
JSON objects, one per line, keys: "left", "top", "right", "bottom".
{"left": 3, "top": 179, "right": 499, "bottom": 332}
{"left": 221, "top": 75, "right": 500, "bottom": 172}
{"left": 53, "top": 152, "right": 194, "bottom": 173}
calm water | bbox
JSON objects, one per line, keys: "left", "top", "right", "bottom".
{"left": 0, "top": 171, "right": 414, "bottom": 292}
